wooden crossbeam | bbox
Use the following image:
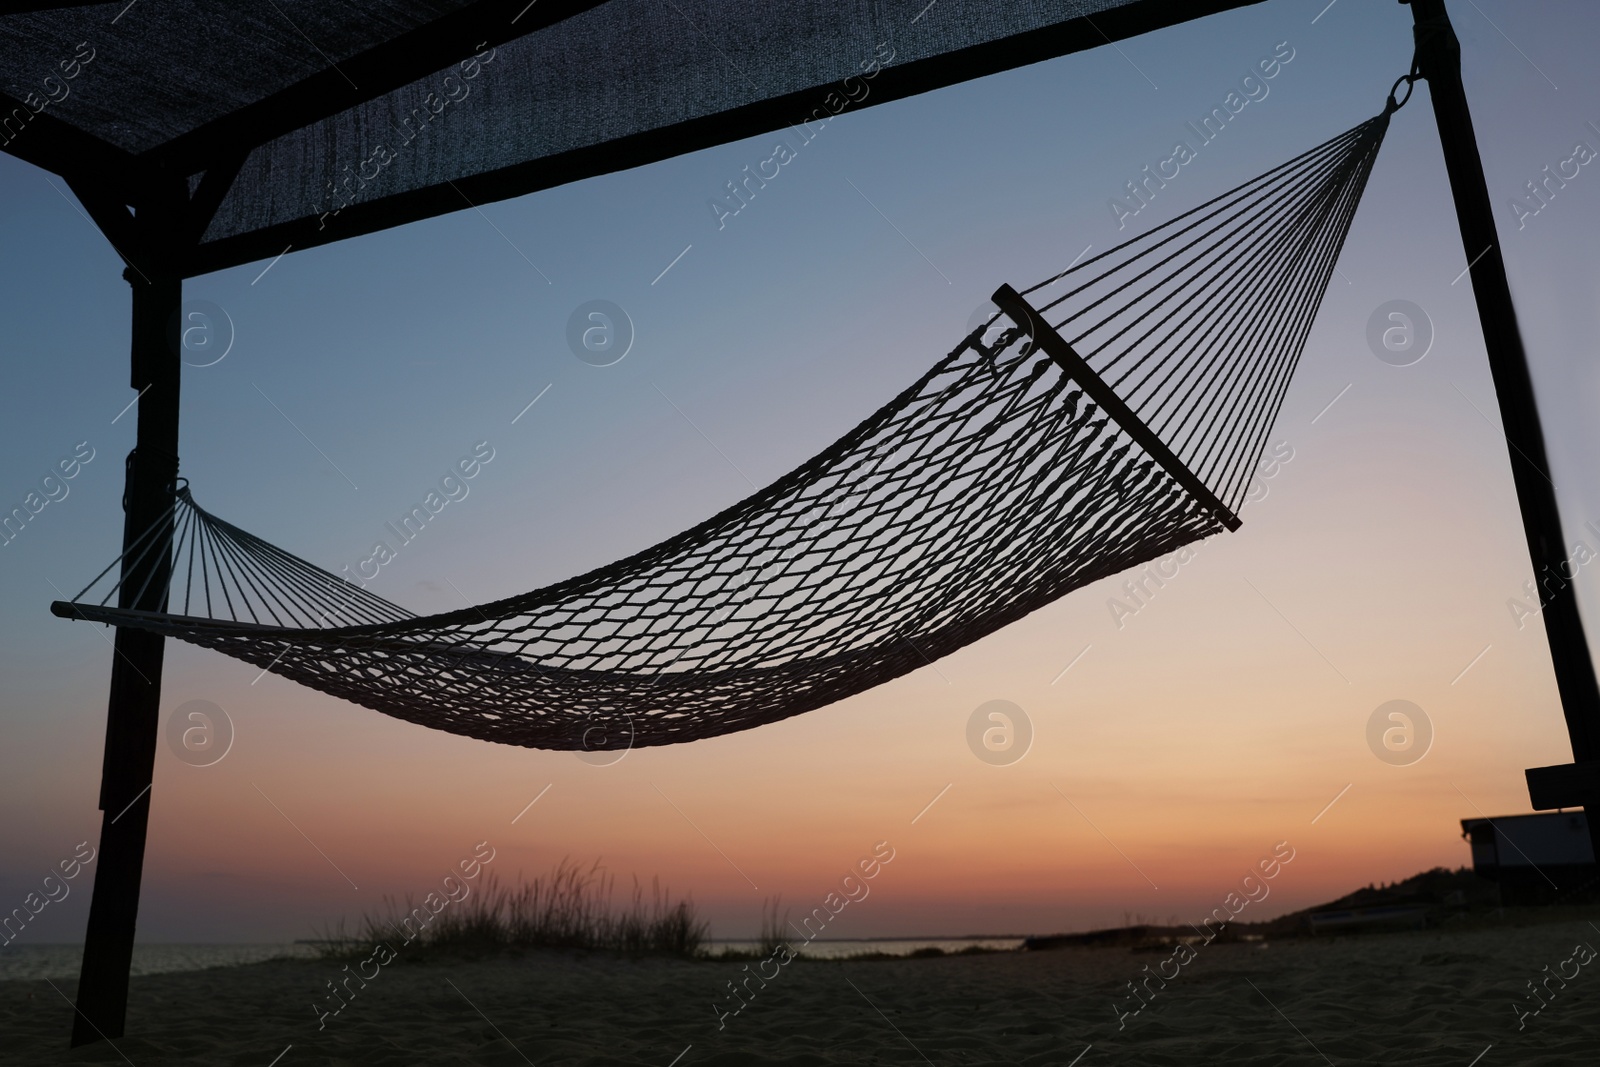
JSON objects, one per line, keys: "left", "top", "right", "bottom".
{"left": 990, "top": 284, "right": 1241, "bottom": 532}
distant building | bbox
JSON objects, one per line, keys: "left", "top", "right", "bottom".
{"left": 1460, "top": 811, "right": 1599, "bottom": 905}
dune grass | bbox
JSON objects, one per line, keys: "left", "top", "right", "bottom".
{"left": 757, "top": 895, "right": 790, "bottom": 957}
{"left": 315, "top": 858, "right": 708, "bottom": 961}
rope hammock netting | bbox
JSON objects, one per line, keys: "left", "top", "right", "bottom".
{"left": 53, "top": 109, "right": 1392, "bottom": 751}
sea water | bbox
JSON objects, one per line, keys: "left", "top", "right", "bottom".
{"left": 0, "top": 943, "right": 318, "bottom": 981}
{"left": 708, "top": 938, "right": 1023, "bottom": 959}
{"left": 1, "top": 938, "right": 1023, "bottom": 980}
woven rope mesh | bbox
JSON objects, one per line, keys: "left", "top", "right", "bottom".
{"left": 59, "top": 114, "right": 1389, "bottom": 750}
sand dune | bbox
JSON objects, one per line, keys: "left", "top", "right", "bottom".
{"left": 5, "top": 917, "right": 1597, "bottom": 1065}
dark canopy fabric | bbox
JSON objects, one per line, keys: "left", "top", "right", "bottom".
{"left": 1, "top": 0, "right": 1263, "bottom": 277}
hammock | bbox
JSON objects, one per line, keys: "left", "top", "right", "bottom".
{"left": 54, "top": 111, "right": 1391, "bottom": 751}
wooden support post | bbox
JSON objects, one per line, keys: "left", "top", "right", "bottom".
{"left": 1405, "top": 0, "right": 1600, "bottom": 861}
{"left": 70, "top": 212, "right": 183, "bottom": 1045}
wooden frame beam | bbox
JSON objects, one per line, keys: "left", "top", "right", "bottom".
{"left": 1405, "top": 0, "right": 1600, "bottom": 850}
{"left": 70, "top": 177, "right": 187, "bottom": 1046}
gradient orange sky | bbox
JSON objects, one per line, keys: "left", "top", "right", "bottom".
{"left": 3, "top": 0, "right": 1599, "bottom": 944}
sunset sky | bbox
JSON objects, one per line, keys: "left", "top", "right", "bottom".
{"left": 4, "top": 0, "right": 1600, "bottom": 946}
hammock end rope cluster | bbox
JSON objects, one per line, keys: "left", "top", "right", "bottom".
{"left": 54, "top": 108, "right": 1393, "bottom": 752}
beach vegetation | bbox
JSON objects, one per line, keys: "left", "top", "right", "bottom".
{"left": 314, "top": 858, "right": 707, "bottom": 961}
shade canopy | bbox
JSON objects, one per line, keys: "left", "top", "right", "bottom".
{"left": 2, "top": 0, "right": 1263, "bottom": 278}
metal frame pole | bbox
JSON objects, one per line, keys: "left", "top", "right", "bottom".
{"left": 1404, "top": 0, "right": 1600, "bottom": 859}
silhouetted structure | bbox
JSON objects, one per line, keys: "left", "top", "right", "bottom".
{"left": 5, "top": 0, "right": 1599, "bottom": 1049}
{"left": 1461, "top": 813, "right": 1599, "bottom": 906}
{"left": 1402, "top": 0, "right": 1600, "bottom": 852}
{"left": 1, "top": 2, "right": 1269, "bottom": 1043}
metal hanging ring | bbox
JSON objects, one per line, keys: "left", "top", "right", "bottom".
{"left": 1386, "top": 73, "right": 1418, "bottom": 114}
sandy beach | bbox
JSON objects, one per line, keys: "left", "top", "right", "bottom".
{"left": 5, "top": 916, "right": 1597, "bottom": 1066}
